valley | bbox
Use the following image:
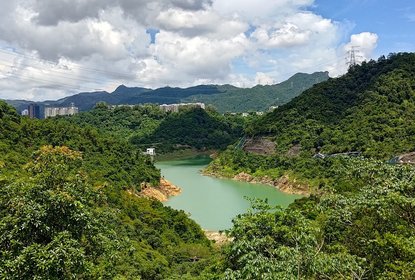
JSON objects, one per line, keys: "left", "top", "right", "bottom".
{"left": 1, "top": 53, "right": 415, "bottom": 279}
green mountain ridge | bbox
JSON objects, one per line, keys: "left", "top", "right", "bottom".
{"left": 250, "top": 53, "right": 415, "bottom": 159}
{"left": 3, "top": 71, "right": 329, "bottom": 114}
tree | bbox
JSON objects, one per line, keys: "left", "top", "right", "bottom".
{"left": 0, "top": 146, "right": 108, "bottom": 279}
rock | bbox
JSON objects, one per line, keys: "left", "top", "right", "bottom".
{"left": 286, "top": 144, "right": 301, "bottom": 157}
{"left": 140, "top": 187, "right": 168, "bottom": 202}
{"left": 233, "top": 172, "right": 254, "bottom": 182}
{"left": 243, "top": 137, "right": 276, "bottom": 155}
{"left": 397, "top": 152, "right": 415, "bottom": 164}
{"left": 139, "top": 178, "right": 182, "bottom": 202}
{"left": 204, "top": 230, "right": 233, "bottom": 246}
{"left": 275, "top": 175, "right": 310, "bottom": 195}
{"left": 232, "top": 173, "right": 310, "bottom": 195}
{"left": 159, "top": 178, "right": 181, "bottom": 196}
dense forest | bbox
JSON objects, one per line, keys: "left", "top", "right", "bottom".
{"left": 205, "top": 53, "right": 415, "bottom": 279}
{"left": 0, "top": 101, "right": 219, "bottom": 279}
{"left": 1, "top": 52, "right": 415, "bottom": 279}
{"left": 207, "top": 53, "right": 415, "bottom": 186}
{"left": 224, "top": 157, "right": 415, "bottom": 279}
{"left": 249, "top": 52, "right": 415, "bottom": 159}
{"left": 60, "top": 103, "right": 245, "bottom": 154}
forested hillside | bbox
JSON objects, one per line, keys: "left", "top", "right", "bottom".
{"left": 223, "top": 158, "right": 415, "bottom": 279}
{"left": 0, "top": 101, "right": 218, "bottom": 279}
{"left": 61, "top": 103, "right": 244, "bottom": 154}
{"left": 184, "top": 72, "right": 329, "bottom": 113}
{"left": 2, "top": 53, "right": 415, "bottom": 279}
{"left": 204, "top": 53, "right": 415, "bottom": 279}
{"left": 250, "top": 52, "right": 415, "bottom": 159}
{"left": 207, "top": 53, "right": 415, "bottom": 186}
{"left": 5, "top": 72, "right": 328, "bottom": 113}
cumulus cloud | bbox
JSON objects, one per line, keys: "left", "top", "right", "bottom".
{"left": 136, "top": 30, "right": 249, "bottom": 87}
{"left": 155, "top": 8, "right": 248, "bottom": 38}
{"left": 0, "top": 0, "right": 379, "bottom": 101}
{"left": 252, "top": 13, "right": 337, "bottom": 49}
{"left": 212, "top": 0, "right": 314, "bottom": 21}
{"left": 345, "top": 32, "right": 378, "bottom": 60}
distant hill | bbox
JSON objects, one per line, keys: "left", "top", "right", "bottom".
{"left": 251, "top": 52, "right": 415, "bottom": 159}
{"left": 3, "top": 72, "right": 329, "bottom": 114}
{"left": 184, "top": 72, "right": 329, "bottom": 112}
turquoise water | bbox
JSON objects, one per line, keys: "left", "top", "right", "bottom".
{"left": 156, "top": 156, "right": 302, "bottom": 231}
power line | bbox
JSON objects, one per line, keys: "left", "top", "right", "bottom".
{"left": 0, "top": 48, "right": 137, "bottom": 78}
{"left": 0, "top": 63, "right": 102, "bottom": 92}
{"left": 0, "top": 60, "right": 113, "bottom": 85}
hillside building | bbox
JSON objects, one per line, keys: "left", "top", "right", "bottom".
{"left": 28, "top": 104, "right": 41, "bottom": 119}
{"left": 159, "top": 102, "right": 205, "bottom": 113}
{"left": 45, "top": 103, "right": 79, "bottom": 118}
{"left": 145, "top": 148, "right": 156, "bottom": 156}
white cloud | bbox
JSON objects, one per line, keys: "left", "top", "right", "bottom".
{"left": 134, "top": 30, "right": 249, "bottom": 87}
{"left": 155, "top": 8, "right": 248, "bottom": 38}
{"left": 212, "top": 0, "right": 314, "bottom": 21}
{"left": 0, "top": 0, "right": 379, "bottom": 101}
{"left": 252, "top": 13, "right": 337, "bottom": 49}
{"left": 345, "top": 32, "right": 378, "bottom": 60}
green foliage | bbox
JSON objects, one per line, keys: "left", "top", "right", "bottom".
{"left": 61, "top": 104, "right": 244, "bottom": 154}
{"left": 183, "top": 72, "right": 329, "bottom": 113}
{"left": 133, "top": 108, "right": 243, "bottom": 152}
{"left": 0, "top": 146, "right": 107, "bottom": 279}
{"left": 251, "top": 53, "right": 415, "bottom": 159}
{"left": 225, "top": 201, "right": 365, "bottom": 279}
{"left": 0, "top": 102, "right": 218, "bottom": 279}
{"left": 224, "top": 159, "right": 415, "bottom": 279}
{"left": 0, "top": 101, "right": 160, "bottom": 188}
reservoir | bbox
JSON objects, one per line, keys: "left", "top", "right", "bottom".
{"left": 156, "top": 156, "right": 302, "bottom": 231}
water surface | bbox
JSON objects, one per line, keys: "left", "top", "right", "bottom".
{"left": 156, "top": 156, "right": 302, "bottom": 231}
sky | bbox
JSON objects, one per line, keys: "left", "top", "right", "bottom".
{"left": 0, "top": 0, "right": 413, "bottom": 101}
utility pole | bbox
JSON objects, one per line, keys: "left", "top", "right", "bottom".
{"left": 346, "top": 46, "right": 361, "bottom": 68}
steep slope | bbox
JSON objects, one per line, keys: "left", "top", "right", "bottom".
{"left": 250, "top": 53, "right": 415, "bottom": 159}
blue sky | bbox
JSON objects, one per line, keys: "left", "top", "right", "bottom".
{"left": 312, "top": 0, "right": 415, "bottom": 56}
{"left": 0, "top": 0, "right": 413, "bottom": 101}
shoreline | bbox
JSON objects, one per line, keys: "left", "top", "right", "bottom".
{"left": 139, "top": 178, "right": 182, "bottom": 202}
{"left": 203, "top": 170, "right": 310, "bottom": 196}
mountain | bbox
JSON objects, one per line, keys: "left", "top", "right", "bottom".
{"left": 185, "top": 72, "right": 329, "bottom": 112}
{"left": 249, "top": 52, "right": 415, "bottom": 159}
{"left": 3, "top": 72, "right": 329, "bottom": 114}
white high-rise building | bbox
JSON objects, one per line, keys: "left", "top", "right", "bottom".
{"left": 45, "top": 103, "right": 79, "bottom": 118}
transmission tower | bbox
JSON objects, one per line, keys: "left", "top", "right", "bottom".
{"left": 346, "top": 46, "right": 362, "bottom": 68}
